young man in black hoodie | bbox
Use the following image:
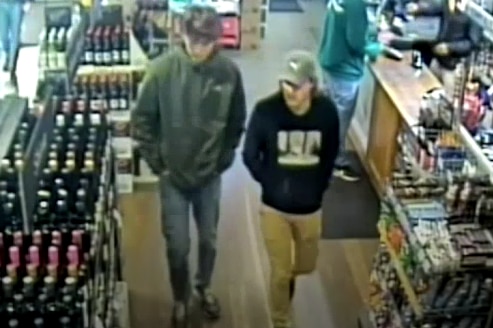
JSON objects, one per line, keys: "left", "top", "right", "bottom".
{"left": 131, "top": 5, "right": 246, "bottom": 327}
{"left": 243, "top": 50, "right": 339, "bottom": 328}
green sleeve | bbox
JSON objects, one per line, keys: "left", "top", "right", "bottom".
{"left": 131, "top": 67, "right": 163, "bottom": 174}
{"left": 345, "top": 0, "right": 369, "bottom": 57}
{"left": 218, "top": 67, "right": 247, "bottom": 172}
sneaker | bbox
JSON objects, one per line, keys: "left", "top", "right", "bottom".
{"left": 196, "top": 288, "right": 221, "bottom": 320}
{"left": 171, "top": 302, "right": 189, "bottom": 328}
{"left": 333, "top": 167, "right": 360, "bottom": 182}
{"left": 289, "top": 278, "right": 295, "bottom": 301}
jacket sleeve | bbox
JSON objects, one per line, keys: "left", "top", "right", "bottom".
{"left": 131, "top": 70, "right": 163, "bottom": 175}
{"left": 345, "top": 0, "right": 368, "bottom": 57}
{"left": 415, "top": 0, "right": 442, "bottom": 15}
{"left": 321, "top": 99, "right": 340, "bottom": 187}
{"left": 218, "top": 68, "right": 247, "bottom": 171}
{"left": 242, "top": 106, "right": 265, "bottom": 183}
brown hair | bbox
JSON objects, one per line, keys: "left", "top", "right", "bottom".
{"left": 181, "top": 5, "right": 222, "bottom": 41}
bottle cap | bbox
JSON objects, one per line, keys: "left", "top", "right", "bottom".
{"left": 65, "top": 276, "right": 77, "bottom": 286}
{"left": 23, "top": 276, "right": 34, "bottom": 285}
{"left": 44, "top": 276, "right": 55, "bottom": 285}
{"left": 34, "top": 318, "right": 44, "bottom": 327}
{"left": 59, "top": 317, "right": 70, "bottom": 326}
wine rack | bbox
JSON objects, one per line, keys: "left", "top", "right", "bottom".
{"left": 0, "top": 86, "right": 125, "bottom": 327}
{"left": 78, "top": 3, "right": 149, "bottom": 192}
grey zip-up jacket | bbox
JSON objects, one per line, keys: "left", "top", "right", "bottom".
{"left": 131, "top": 46, "right": 246, "bottom": 190}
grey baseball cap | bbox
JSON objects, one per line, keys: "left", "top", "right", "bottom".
{"left": 182, "top": 5, "right": 222, "bottom": 42}
{"left": 279, "top": 50, "right": 319, "bottom": 85}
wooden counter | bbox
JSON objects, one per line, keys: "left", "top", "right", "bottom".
{"left": 350, "top": 55, "right": 441, "bottom": 195}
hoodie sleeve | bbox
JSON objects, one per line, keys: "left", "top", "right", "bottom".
{"left": 320, "top": 98, "right": 340, "bottom": 187}
{"left": 345, "top": 0, "right": 369, "bottom": 57}
{"left": 131, "top": 69, "right": 163, "bottom": 175}
{"left": 242, "top": 105, "right": 266, "bottom": 183}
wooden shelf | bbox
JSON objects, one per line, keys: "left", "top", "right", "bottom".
{"left": 378, "top": 223, "right": 424, "bottom": 317}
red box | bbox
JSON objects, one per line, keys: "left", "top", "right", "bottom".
{"left": 220, "top": 17, "right": 240, "bottom": 48}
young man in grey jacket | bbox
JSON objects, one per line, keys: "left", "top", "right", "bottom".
{"left": 131, "top": 5, "right": 246, "bottom": 327}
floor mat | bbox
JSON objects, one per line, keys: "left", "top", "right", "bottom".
{"left": 322, "top": 151, "right": 380, "bottom": 239}
{"left": 269, "top": 0, "right": 303, "bottom": 12}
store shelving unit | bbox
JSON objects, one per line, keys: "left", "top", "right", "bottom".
{"left": 0, "top": 90, "right": 128, "bottom": 327}
{"left": 76, "top": 2, "right": 150, "bottom": 193}
{"left": 17, "top": 2, "right": 131, "bottom": 325}
{"left": 358, "top": 2, "right": 493, "bottom": 325}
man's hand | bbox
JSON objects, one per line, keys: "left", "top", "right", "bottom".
{"left": 405, "top": 2, "right": 419, "bottom": 14}
{"left": 433, "top": 43, "right": 449, "bottom": 56}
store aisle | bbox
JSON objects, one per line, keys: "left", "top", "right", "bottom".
{"left": 120, "top": 4, "right": 377, "bottom": 328}
{"left": 1, "top": 2, "right": 378, "bottom": 326}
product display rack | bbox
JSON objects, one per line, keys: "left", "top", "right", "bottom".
{"left": 363, "top": 3, "right": 493, "bottom": 326}
{"left": 0, "top": 90, "right": 127, "bottom": 328}
{"left": 367, "top": 146, "right": 493, "bottom": 327}
{"left": 38, "top": 1, "right": 95, "bottom": 94}
{"left": 77, "top": 2, "right": 150, "bottom": 193}
{"left": 0, "top": 1, "right": 130, "bottom": 325}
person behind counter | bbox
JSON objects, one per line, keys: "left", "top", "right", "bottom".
{"left": 243, "top": 50, "right": 339, "bottom": 328}
{"left": 462, "top": 77, "right": 491, "bottom": 135}
{"left": 131, "top": 5, "right": 246, "bottom": 327}
{"left": 318, "top": 0, "right": 383, "bottom": 182}
{"left": 406, "top": 0, "right": 480, "bottom": 95}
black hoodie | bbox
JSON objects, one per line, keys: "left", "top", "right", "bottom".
{"left": 243, "top": 92, "right": 340, "bottom": 215}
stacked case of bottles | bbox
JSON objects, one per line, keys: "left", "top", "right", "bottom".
{"left": 0, "top": 91, "right": 124, "bottom": 327}
{"left": 78, "top": 5, "right": 148, "bottom": 192}
{"left": 132, "top": 0, "right": 170, "bottom": 58}
{"left": 39, "top": 5, "right": 89, "bottom": 91}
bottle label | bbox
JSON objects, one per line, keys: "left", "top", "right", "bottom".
{"left": 48, "top": 54, "right": 57, "bottom": 69}
{"left": 119, "top": 98, "right": 128, "bottom": 110}
{"left": 95, "top": 52, "right": 103, "bottom": 64}
{"left": 103, "top": 52, "right": 112, "bottom": 65}
{"left": 57, "top": 54, "right": 66, "bottom": 68}
{"left": 110, "top": 99, "right": 119, "bottom": 110}
{"left": 85, "top": 51, "right": 94, "bottom": 64}
{"left": 77, "top": 100, "right": 86, "bottom": 112}
{"left": 112, "top": 50, "right": 121, "bottom": 64}
{"left": 91, "top": 99, "right": 102, "bottom": 111}
{"left": 121, "top": 50, "right": 130, "bottom": 63}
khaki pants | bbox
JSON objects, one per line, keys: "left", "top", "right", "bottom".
{"left": 260, "top": 206, "right": 321, "bottom": 328}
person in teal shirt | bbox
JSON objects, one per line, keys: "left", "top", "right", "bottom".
{"left": 318, "top": 0, "right": 381, "bottom": 181}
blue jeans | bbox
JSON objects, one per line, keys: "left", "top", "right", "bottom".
{"left": 324, "top": 72, "right": 360, "bottom": 168}
{"left": 159, "top": 174, "right": 221, "bottom": 302}
{"left": 0, "top": 1, "right": 23, "bottom": 71}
